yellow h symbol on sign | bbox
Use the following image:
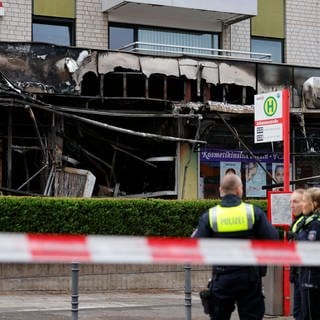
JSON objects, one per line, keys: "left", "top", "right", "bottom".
{"left": 264, "top": 97, "right": 277, "bottom": 116}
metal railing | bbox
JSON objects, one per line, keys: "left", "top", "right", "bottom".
{"left": 70, "top": 262, "right": 193, "bottom": 320}
{"left": 118, "top": 41, "right": 272, "bottom": 62}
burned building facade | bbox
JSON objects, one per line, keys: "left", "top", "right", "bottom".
{"left": 0, "top": 1, "right": 320, "bottom": 198}
{"left": 0, "top": 42, "right": 320, "bottom": 199}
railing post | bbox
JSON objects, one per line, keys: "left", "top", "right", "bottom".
{"left": 184, "top": 264, "right": 192, "bottom": 320}
{"left": 71, "top": 262, "right": 80, "bottom": 320}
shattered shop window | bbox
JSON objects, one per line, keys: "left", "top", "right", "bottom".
{"left": 32, "top": 18, "right": 74, "bottom": 46}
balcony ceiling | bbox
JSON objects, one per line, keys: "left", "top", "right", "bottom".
{"left": 102, "top": 0, "right": 257, "bottom": 31}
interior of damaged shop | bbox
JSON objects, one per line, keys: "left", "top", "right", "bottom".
{"left": 0, "top": 43, "right": 319, "bottom": 199}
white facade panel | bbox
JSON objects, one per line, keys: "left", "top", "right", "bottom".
{"left": 1, "top": 0, "right": 320, "bottom": 67}
{"left": 102, "top": 0, "right": 257, "bottom": 15}
{"left": 102, "top": 0, "right": 257, "bottom": 31}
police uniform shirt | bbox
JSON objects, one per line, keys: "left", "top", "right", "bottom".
{"left": 194, "top": 194, "right": 278, "bottom": 240}
{"left": 296, "top": 213, "right": 320, "bottom": 276}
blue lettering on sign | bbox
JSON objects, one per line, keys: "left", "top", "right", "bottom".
{"left": 200, "top": 148, "right": 285, "bottom": 163}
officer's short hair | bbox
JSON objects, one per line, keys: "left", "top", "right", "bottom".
{"left": 225, "top": 168, "right": 236, "bottom": 175}
{"left": 220, "top": 174, "right": 242, "bottom": 194}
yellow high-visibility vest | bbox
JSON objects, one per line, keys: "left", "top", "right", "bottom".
{"left": 291, "top": 215, "right": 305, "bottom": 233}
{"left": 209, "top": 203, "right": 255, "bottom": 232}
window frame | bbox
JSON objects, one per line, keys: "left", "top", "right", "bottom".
{"left": 251, "top": 36, "right": 284, "bottom": 63}
{"left": 108, "top": 22, "right": 220, "bottom": 53}
{"left": 32, "top": 15, "right": 75, "bottom": 46}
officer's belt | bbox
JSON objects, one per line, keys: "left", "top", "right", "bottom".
{"left": 213, "top": 266, "right": 251, "bottom": 274}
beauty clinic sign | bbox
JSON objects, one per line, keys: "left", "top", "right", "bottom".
{"left": 254, "top": 91, "right": 283, "bottom": 143}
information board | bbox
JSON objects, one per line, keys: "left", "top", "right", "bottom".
{"left": 267, "top": 191, "right": 292, "bottom": 226}
{"left": 254, "top": 91, "right": 283, "bottom": 143}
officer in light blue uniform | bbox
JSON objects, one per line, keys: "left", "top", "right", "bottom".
{"left": 194, "top": 174, "right": 278, "bottom": 320}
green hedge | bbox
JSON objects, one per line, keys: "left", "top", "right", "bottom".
{"left": 0, "top": 197, "right": 267, "bottom": 237}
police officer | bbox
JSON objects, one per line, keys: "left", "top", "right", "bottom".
{"left": 297, "top": 187, "right": 320, "bottom": 320}
{"left": 194, "top": 174, "right": 278, "bottom": 320}
{"left": 288, "top": 189, "right": 305, "bottom": 320}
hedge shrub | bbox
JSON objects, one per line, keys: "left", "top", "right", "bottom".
{"left": 0, "top": 197, "right": 267, "bottom": 237}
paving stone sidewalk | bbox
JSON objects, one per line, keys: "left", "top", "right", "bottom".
{"left": 0, "top": 290, "right": 293, "bottom": 320}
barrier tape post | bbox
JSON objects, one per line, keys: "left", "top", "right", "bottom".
{"left": 282, "top": 228, "right": 291, "bottom": 317}
{"left": 184, "top": 264, "right": 192, "bottom": 320}
{"left": 71, "top": 262, "right": 80, "bottom": 320}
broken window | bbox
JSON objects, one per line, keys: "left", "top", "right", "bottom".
{"left": 167, "top": 76, "right": 184, "bottom": 101}
{"left": 127, "top": 73, "right": 146, "bottom": 98}
{"left": 103, "top": 73, "right": 124, "bottom": 97}
{"left": 149, "top": 74, "right": 165, "bottom": 99}
{"left": 81, "top": 72, "right": 100, "bottom": 96}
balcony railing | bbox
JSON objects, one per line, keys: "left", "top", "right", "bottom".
{"left": 118, "top": 42, "right": 272, "bottom": 62}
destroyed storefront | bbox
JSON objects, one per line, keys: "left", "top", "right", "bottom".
{"left": 0, "top": 43, "right": 205, "bottom": 198}
{"left": 0, "top": 42, "right": 320, "bottom": 199}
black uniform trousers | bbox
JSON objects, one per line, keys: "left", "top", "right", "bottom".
{"left": 291, "top": 269, "right": 302, "bottom": 320}
{"left": 209, "top": 268, "right": 265, "bottom": 320}
{"left": 293, "top": 277, "right": 302, "bottom": 320}
{"left": 299, "top": 269, "right": 320, "bottom": 320}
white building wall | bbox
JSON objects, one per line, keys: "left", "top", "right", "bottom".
{"left": 230, "top": 20, "right": 251, "bottom": 53}
{"left": 225, "top": 0, "right": 320, "bottom": 67}
{"left": 0, "top": 0, "right": 31, "bottom": 41}
{"left": 286, "top": 0, "right": 320, "bottom": 67}
{"left": 222, "top": 25, "right": 231, "bottom": 50}
{"left": 76, "top": 0, "right": 109, "bottom": 50}
{"left": 0, "top": 0, "right": 319, "bottom": 67}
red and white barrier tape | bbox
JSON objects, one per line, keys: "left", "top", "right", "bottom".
{"left": 0, "top": 232, "right": 317, "bottom": 265}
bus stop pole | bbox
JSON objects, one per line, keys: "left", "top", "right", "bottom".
{"left": 282, "top": 88, "right": 291, "bottom": 316}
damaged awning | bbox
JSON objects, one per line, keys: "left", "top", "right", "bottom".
{"left": 98, "top": 52, "right": 256, "bottom": 85}
{"left": 0, "top": 43, "right": 260, "bottom": 96}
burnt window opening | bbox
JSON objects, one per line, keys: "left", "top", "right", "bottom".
{"left": 167, "top": 76, "right": 184, "bottom": 101}
{"left": 102, "top": 72, "right": 185, "bottom": 101}
{"left": 224, "top": 84, "right": 243, "bottom": 104}
{"left": 61, "top": 118, "right": 178, "bottom": 198}
{"left": 81, "top": 72, "right": 100, "bottom": 96}
{"left": 141, "top": 159, "right": 176, "bottom": 193}
{"left": 1, "top": 108, "right": 51, "bottom": 193}
{"left": 103, "top": 73, "right": 124, "bottom": 97}
{"left": 210, "top": 84, "right": 224, "bottom": 102}
{"left": 209, "top": 84, "right": 256, "bottom": 105}
{"left": 245, "top": 86, "right": 256, "bottom": 105}
{"left": 149, "top": 74, "right": 165, "bottom": 99}
{"left": 9, "top": 148, "right": 43, "bottom": 192}
{"left": 127, "top": 73, "right": 146, "bottom": 97}
{"left": 114, "top": 153, "right": 176, "bottom": 195}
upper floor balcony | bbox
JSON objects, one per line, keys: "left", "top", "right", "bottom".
{"left": 102, "top": 0, "right": 257, "bottom": 31}
{"left": 118, "top": 41, "right": 272, "bottom": 62}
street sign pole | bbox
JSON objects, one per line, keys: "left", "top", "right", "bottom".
{"left": 282, "top": 88, "right": 291, "bottom": 316}
{"left": 254, "top": 89, "right": 291, "bottom": 316}
{"left": 283, "top": 88, "right": 290, "bottom": 193}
